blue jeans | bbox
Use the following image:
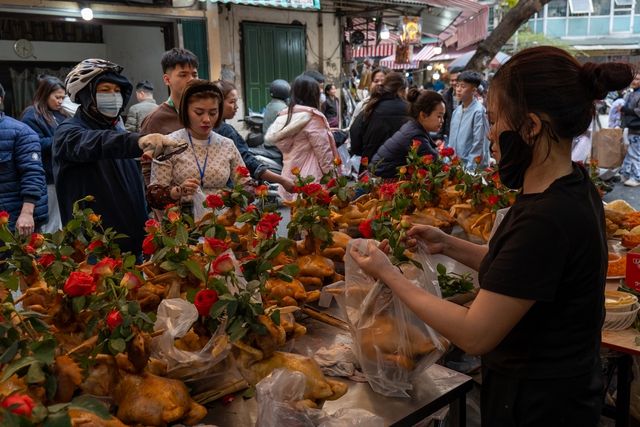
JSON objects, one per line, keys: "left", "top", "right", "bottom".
{"left": 621, "top": 133, "right": 640, "bottom": 181}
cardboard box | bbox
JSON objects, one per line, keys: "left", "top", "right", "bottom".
{"left": 626, "top": 246, "right": 640, "bottom": 292}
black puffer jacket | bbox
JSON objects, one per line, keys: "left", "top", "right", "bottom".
{"left": 349, "top": 94, "right": 408, "bottom": 169}
{"left": 435, "top": 87, "right": 455, "bottom": 140}
{"left": 372, "top": 120, "right": 439, "bottom": 178}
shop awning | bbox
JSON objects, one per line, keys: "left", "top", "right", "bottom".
{"left": 353, "top": 43, "right": 396, "bottom": 59}
{"left": 429, "top": 44, "right": 476, "bottom": 62}
{"left": 379, "top": 54, "right": 419, "bottom": 70}
{"left": 211, "top": 0, "right": 320, "bottom": 9}
{"left": 412, "top": 44, "right": 437, "bottom": 62}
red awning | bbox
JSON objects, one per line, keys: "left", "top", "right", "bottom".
{"left": 412, "top": 44, "right": 437, "bottom": 62}
{"left": 379, "top": 54, "right": 419, "bottom": 70}
{"left": 456, "top": 7, "right": 489, "bottom": 48}
{"left": 429, "top": 44, "right": 477, "bottom": 62}
{"left": 348, "top": 18, "right": 399, "bottom": 59}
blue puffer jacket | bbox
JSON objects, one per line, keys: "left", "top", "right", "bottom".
{"left": 371, "top": 120, "right": 439, "bottom": 178}
{"left": 21, "top": 107, "right": 67, "bottom": 184}
{"left": 0, "top": 113, "right": 48, "bottom": 230}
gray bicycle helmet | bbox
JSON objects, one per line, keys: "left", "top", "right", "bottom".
{"left": 65, "top": 59, "right": 124, "bottom": 103}
{"left": 270, "top": 79, "right": 291, "bottom": 101}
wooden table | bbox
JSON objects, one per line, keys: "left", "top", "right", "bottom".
{"left": 201, "top": 316, "right": 473, "bottom": 427}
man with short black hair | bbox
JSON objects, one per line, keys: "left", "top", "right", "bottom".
{"left": 435, "top": 66, "right": 464, "bottom": 144}
{"left": 449, "top": 70, "right": 490, "bottom": 169}
{"left": 125, "top": 80, "right": 157, "bottom": 132}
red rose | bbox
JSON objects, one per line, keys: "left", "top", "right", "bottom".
{"left": 167, "top": 211, "right": 181, "bottom": 224}
{"left": 0, "top": 211, "right": 9, "bottom": 226}
{"left": 92, "top": 257, "right": 118, "bottom": 281}
{"left": 144, "top": 219, "right": 159, "bottom": 234}
{"left": 240, "top": 254, "right": 257, "bottom": 263}
{"left": 474, "top": 155, "right": 482, "bottom": 164}
{"left": 206, "top": 194, "right": 224, "bottom": 209}
{"left": 245, "top": 205, "right": 257, "bottom": 213}
{"left": 327, "top": 178, "right": 337, "bottom": 189}
{"left": 256, "top": 221, "right": 275, "bottom": 240}
{"left": 88, "top": 239, "right": 103, "bottom": 251}
{"left": 422, "top": 155, "right": 434, "bottom": 165}
{"left": 488, "top": 195, "right": 500, "bottom": 205}
{"left": 142, "top": 235, "right": 156, "bottom": 255}
{"left": 408, "top": 166, "right": 415, "bottom": 175}
{"left": 28, "top": 234, "right": 44, "bottom": 248}
{"left": 440, "top": 147, "right": 455, "bottom": 157}
{"left": 24, "top": 245, "right": 35, "bottom": 255}
{"left": 255, "top": 185, "right": 268, "bottom": 198}
{"left": 1, "top": 393, "right": 35, "bottom": 418}
{"left": 472, "top": 183, "right": 483, "bottom": 191}
{"left": 291, "top": 166, "right": 301, "bottom": 176}
{"left": 451, "top": 156, "right": 461, "bottom": 165}
{"left": 379, "top": 183, "right": 398, "bottom": 201}
{"left": 64, "top": 271, "right": 96, "bottom": 297}
{"left": 106, "top": 310, "right": 123, "bottom": 331}
{"left": 416, "top": 169, "right": 428, "bottom": 180}
{"left": 361, "top": 175, "right": 369, "bottom": 183}
{"left": 485, "top": 167, "right": 493, "bottom": 173}
{"left": 262, "top": 213, "right": 282, "bottom": 228}
{"left": 38, "top": 253, "right": 55, "bottom": 268}
{"left": 194, "top": 289, "right": 219, "bottom": 316}
{"left": 235, "top": 166, "right": 250, "bottom": 179}
{"left": 492, "top": 173, "right": 501, "bottom": 183}
{"left": 203, "top": 238, "right": 228, "bottom": 257}
{"left": 442, "top": 165, "right": 450, "bottom": 172}
{"left": 301, "top": 183, "right": 323, "bottom": 197}
{"left": 361, "top": 157, "right": 369, "bottom": 167}
{"left": 211, "top": 254, "right": 235, "bottom": 275}
{"left": 121, "top": 272, "right": 143, "bottom": 290}
{"left": 164, "top": 203, "right": 176, "bottom": 210}
{"left": 359, "top": 219, "right": 373, "bottom": 239}
{"left": 316, "top": 189, "right": 332, "bottom": 205}
{"left": 333, "top": 157, "right": 342, "bottom": 166}
{"left": 411, "top": 140, "right": 421, "bottom": 150}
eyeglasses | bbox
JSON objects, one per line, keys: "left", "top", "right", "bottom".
{"left": 156, "top": 143, "right": 188, "bottom": 162}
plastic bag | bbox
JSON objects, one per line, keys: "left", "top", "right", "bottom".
{"left": 191, "top": 187, "right": 207, "bottom": 222}
{"left": 151, "top": 298, "right": 230, "bottom": 383}
{"left": 337, "top": 142, "right": 352, "bottom": 175}
{"left": 333, "top": 239, "right": 449, "bottom": 397}
{"left": 256, "top": 368, "right": 383, "bottom": 427}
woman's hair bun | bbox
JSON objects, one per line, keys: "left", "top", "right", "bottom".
{"left": 580, "top": 62, "right": 634, "bottom": 100}
{"left": 407, "top": 87, "right": 421, "bottom": 103}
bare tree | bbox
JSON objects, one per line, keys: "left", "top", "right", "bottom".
{"left": 465, "top": 0, "right": 553, "bottom": 72}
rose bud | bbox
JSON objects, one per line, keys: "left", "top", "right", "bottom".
{"left": 443, "top": 165, "right": 450, "bottom": 172}
{"left": 203, "top": 238, "right": 228, "bottom": 257}
{"left": 235, "top": 166, "right": 250, "bottom": 179}
{"left": 29, "top": 233, "right": 44, "bottom": 248}
{"left": 262, "top": 213, "right": 282, "bottom": 228}
{"left": 88, "top": 239, "right": 103, "bottom": 251}
{"left": 291, "top": 166, "right": 301, "bottom": 176}
{"left": 488, "top": 195, "right": 500, "bottom": 205}
{"left": 411, "top": 140, "right": 421, "bottom": 150}
{"left": 211, "top": 254, "right": 235, "bottom": 275}
{"left": 106, "top": 310, "right": 123, "bottom": 331}
{"left": 64, "top": 271, "right": 96, "bottom": 297}
{"left": 361, "top": 175, "right": 369, "bottom": 183}
{"left": 144, "top": 219, "right": 159, "bottom": 234}
{"left": 316, "top": 190, "right": 332, "bottom": 205}
{"left": 361, "top": 157, "right": 369, "bottom": 167}
{"left": 121, "top": 272, "right": 143, "bottom": 290}
{"left": 400, "top": 216, "right": 412, "bottom": 229}
{"left": 327, "top": 178, "right": 336, "bottom": 189}
{"left": 474, "top": 155, "right": 482, "bottom": 164}
{"left": 142, "top": 235, "right": 156, "bottom": 255}
{"left": 245, "top": 205, "right": 258, "bottom": 213}
{"left": 359, "top": 218, "right": 373, "bottom": 239}
{"left": 88, "top": 214, "right": 101, "bottom": 224}
{"left": 255, "top": 185, "right": 269, "bottom": 198}
{"left": 334, "top": 157, "right": 342, "bottom": 166}
{"left": 422, "top": 155, "right": 434, "bottom": 165}
{"left": 206, "top": 194, "right": 224, "bottom": 209}
{"left": 1, "top": 393, "right": 36, "bottom": 418}
{"left": 0, "top": 211, "right": 9, "bottom": 226}
{"left": 167, "top": 211, "right": 181, "bottom": 224}
{"left": 399, "top": 166, "right": 407, "bottom": 175}
{"left": 417, "top": 169, "right": 428, "bottom": 180}
{"left": 92, "top": 257, "right": 117, "bottom": 281}
{"left": 38, "top": 253, "right": 55, "bottom": 268}
{"left": 194, "top": 289, "right": 219, "bottom": 316}
{"left": 24, "top": 245, "right": 35, "bottom": 255}
{"left": 256, "top": 221, "right": 275, "bottom": 240}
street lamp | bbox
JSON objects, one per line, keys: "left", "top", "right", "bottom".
{"left": 380, "top": 25, "right": 390, "bottom": 40}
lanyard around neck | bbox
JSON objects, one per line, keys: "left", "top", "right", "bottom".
{"left": 187, "top": 130, "right": 212, "bottom": 186}
{"left": 167, "top": 97, "right": 179, "bottom": 114}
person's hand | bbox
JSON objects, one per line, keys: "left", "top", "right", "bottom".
{"left": 138, "top": 134, "right": 179, "bottom": 160}
{"left": 349, "top": 239, "right": 393, "bottom": 280}
{"left": 180, "top": 178, "right": 200, "bottom": 196}
{"left": 280, "top": 176, "right": 295, "bottom": 193}
{"left": 16, "top": 212, "right": 35, "bottom": 238}
{"left": 404, "top": 225, "right": 447, "bottom": 254}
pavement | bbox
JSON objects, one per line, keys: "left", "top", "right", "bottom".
{"left": 603, "top": 178, "right": 640, "bottom": 210}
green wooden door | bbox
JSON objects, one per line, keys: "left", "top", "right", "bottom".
{"left": 243, "top": 22, "right": 305, "bottom": 114}
{"left": 182, "top": 20, "right": 209, "bottom": 80}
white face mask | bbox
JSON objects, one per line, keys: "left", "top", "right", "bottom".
{"left": 96, "top": 92, "right": 123, "bottom": 117}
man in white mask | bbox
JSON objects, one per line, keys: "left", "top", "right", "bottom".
{"left": 53, "top": 59, "right": 179, "bottom": 259}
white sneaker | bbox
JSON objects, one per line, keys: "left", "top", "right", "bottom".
{"left": 624, "top": 178, "right": 640, "bottom": 187}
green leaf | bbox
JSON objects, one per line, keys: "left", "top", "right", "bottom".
{"left": 43, "top": 374, "right": 57, "bottom": 402}
{"left": 0, "top": 341, "right": 19, "bottom": 365}
{"left": 51, "top": 230, "right": 65, "bottom": 246}
{"left": 235, "top": 212, "right": 253, "bottom": 223}
{"left": 436, "top": 263, "right": 447, "bottom": 275}
{"left": 134, "top": 311, "right": 154, "bottom": 324}
{"left": 0, "top": 227, "right": 14, "bottom": 243}
{"left": 270, "top": 309, "right": 280, "bottom": 325}
{"left": 84, "top": 316, "right": 99, "bottom": 340}
{"left": 263, "top": 242, "right": 285, "bottom": 260}
{"left": 242, "top": 386, "right": 256, "bottom": 399}
{"left": 2, "top": 356, "right": 38, "bottom": 381}
{"left": 44, "top": 411, "right": 72, "bottom": 427}
{"left": 186, "top": 288, "right": 198, "bottom": 303}
{"left": 31, "top": 339, "right": 56, "bottom": 365}
{"left": 182, "top": 260, "right": 205, "bottom": 282}
{"left": 124, "top": 255, "right": 136, "bottom": 269}
{"left": 152, "top": 246, "right": 171, "bottom": 262}
{"left": 282, "top": 264, "right": 300, "bottom": 278}
{"left": 227, "top": 300, "right": 238, "bottom": 318}
{"left": 209, "top": 300, "right": 230, "bottom": 319}
{"left": 68, "top": 395, "right": 112, "bottom": 420}
{"left": 108, "top": 338, "right": 126, "bottom": 354}
{"left": 175, "top": 225, "right": 188, "bottom": 245}
{"left": 128, "top": 301, "right": 139, "bottom": 316}
{"left": 229, "top": 232, "right": 240, "bottom": 244}
{"left": 162, "top": 236, "right": 177, "bottom": 247}
{"left": 177, "top": 265, "right": 187, "bottom": 278}
{"left": 229, "top": 326, "right": 248, "bottom": 343}
{"left": 72, "top": 296, "right": 85, "bottom": 315}
{"left": 26, "top": 359, "right": 46, "bottom": 383}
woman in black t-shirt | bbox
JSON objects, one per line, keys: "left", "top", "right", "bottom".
{"left": 322, "top": 84, "right": 339, "bottom": 128}
{"left": 349, "top": 46, "right": 634, "bottom": 426}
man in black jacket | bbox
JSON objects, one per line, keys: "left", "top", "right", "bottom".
{"left": 434, "top": 66, "right": 464, "bottom": 145}
{"left": 53, "top": 59, "right": 178, "bottom": 258}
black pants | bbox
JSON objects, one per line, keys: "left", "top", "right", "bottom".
{"left": 481, "top": 363, "right": 603, "bottom": 426}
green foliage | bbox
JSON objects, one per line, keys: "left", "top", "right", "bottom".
{"left": 436, "top": 263, "right": 475, "bottom": 298}
{"left": 507, "top": 28, "right": 586, "bottom": 57}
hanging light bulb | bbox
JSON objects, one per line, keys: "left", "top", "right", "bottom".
{"left": 80, "top": 4, "right": 93, "bottom": 21}
{"left": 434, "top": 46, "right": 442, "bottom": 55}
{"left": 427, "top": 65, "right": 433, "bottom": 71}
{"left": 433, "top": 72, "right": 441, "bottom": 80}
{"left": 380, "top": 25, "right": 390, "bottom": 40}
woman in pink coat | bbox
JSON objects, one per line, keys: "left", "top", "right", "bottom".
{"left": 265, "top": 75, "right": 339, "bottom": 201}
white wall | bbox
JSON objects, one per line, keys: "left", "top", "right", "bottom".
{"left": 216, "top": 4, "right": 342, "bottom": 129}
{"left": 0, "top": 40, "right": 107, "bottom": 62}
{"left": 102, "top": 25, "right": 168, "bottom": 113}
